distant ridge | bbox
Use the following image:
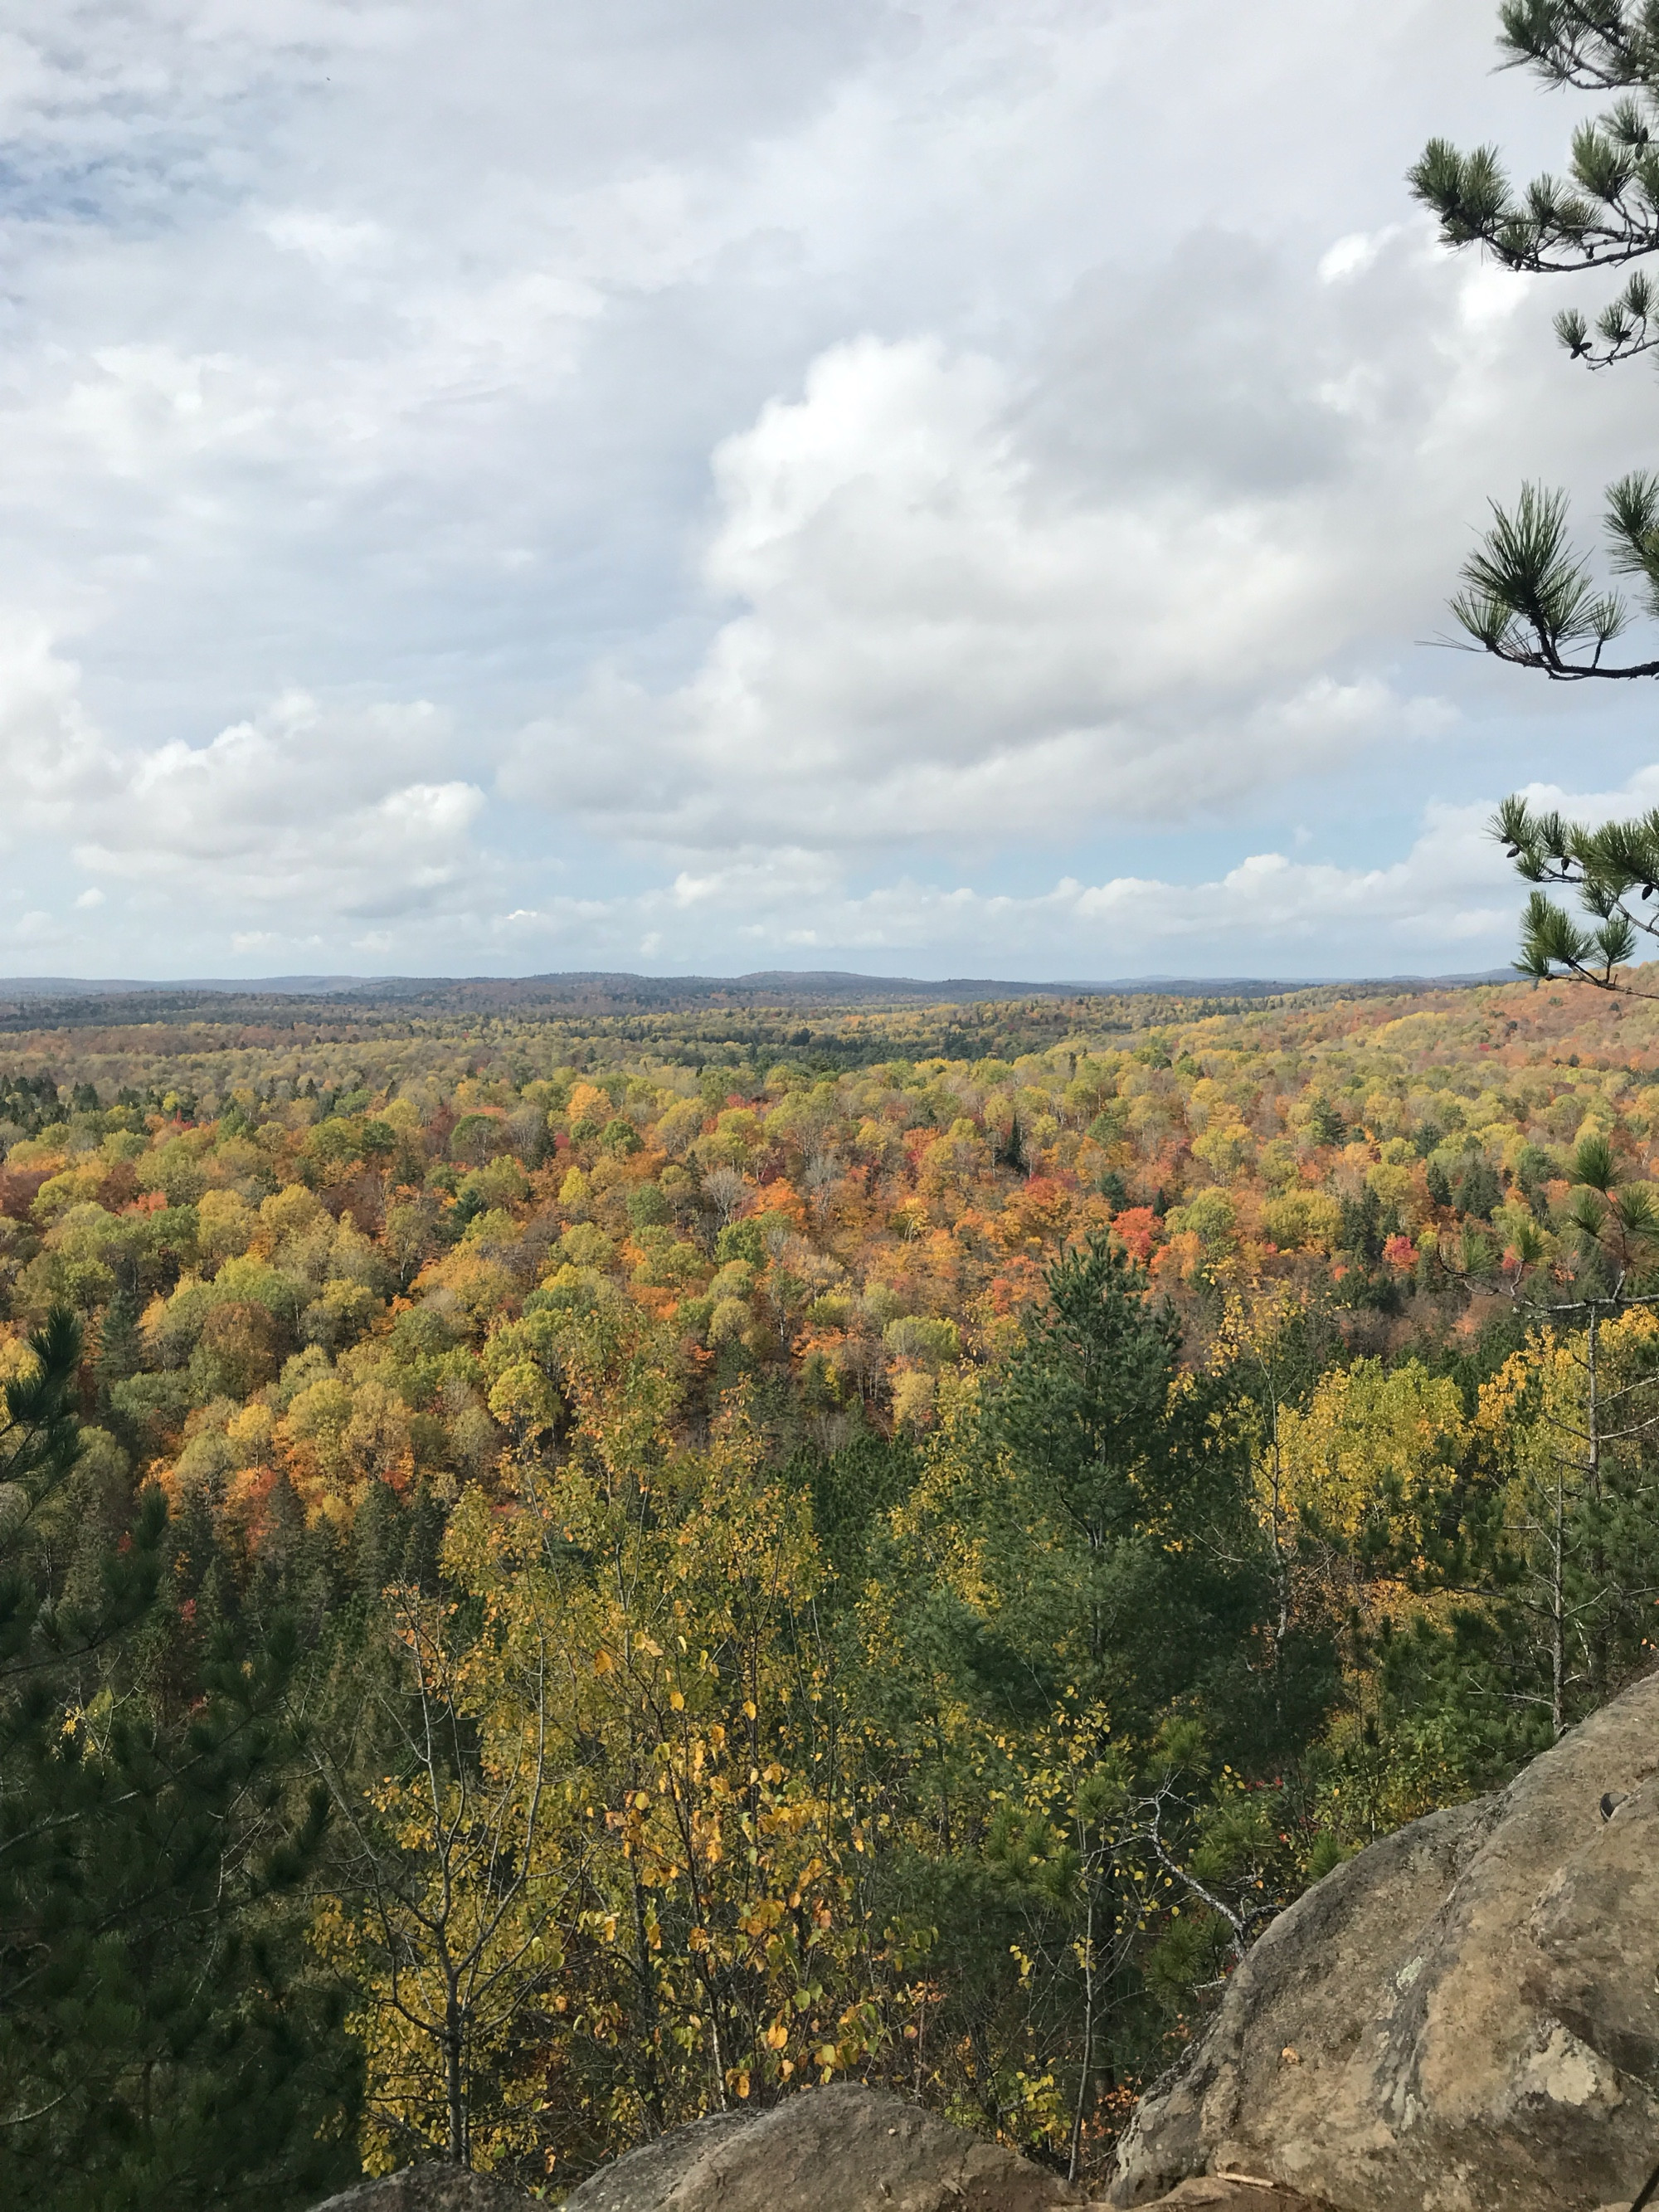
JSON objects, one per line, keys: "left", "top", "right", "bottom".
{"left": 0, "top": 976, "right": 370, "bottom": 997}
{"left": 0, "top": 966, "right": 1515, "bottom": 1001}
{"left": 0, "top": 966, "right": 1525, "bottom": 1039}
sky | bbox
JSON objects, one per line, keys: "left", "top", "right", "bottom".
{"left": 2, "top": 0, "right": 1657, "bottom": 983}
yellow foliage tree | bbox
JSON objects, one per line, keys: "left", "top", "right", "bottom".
{"left": 325, "top": 1301, "right": 924, "bottom": 2181}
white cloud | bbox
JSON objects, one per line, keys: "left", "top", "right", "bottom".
{"left": 504, "top": 292, "right": 1498, "bottom": 855}
{"left": 0, "top": 626, "right": 117, "bottom": 840}
{"left": 0, "top": 647, "right": 490, "bottom": 933}
{"left": 75, "top": 691, "right": 490, "bottom": 921}
{"left": 611, "top": 797, "right": 1515, "bottom": 968}
{"left": 262, "top": 210, "right": 388, "bottom": 267}
{"left": 446, "top": 759, "right": 1659, "bottom": 978}
{"left": 1318, "top": 227, "right": 1401, "bottom": 284}
{"left": 0, "top": 0, "right": 1644, "bottom": 976}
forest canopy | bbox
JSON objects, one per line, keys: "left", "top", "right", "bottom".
{"left": 4, "top": 967, "right": 1659, "bottom": 2202}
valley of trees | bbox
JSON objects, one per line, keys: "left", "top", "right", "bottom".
{"left": 5, "top": 967, "right": 1659, "bottom": 2201}
{"left": 16, "top": 3, "right": 1659, "bottom": 2203}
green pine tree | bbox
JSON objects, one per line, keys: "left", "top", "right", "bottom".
{"left": 0, "top": 1310, "right": 361, "bottom": 2210}
{"left": 990, "top": 1235, "right": 1334, "bottom": 1757}
{"left": 1412, "top": 4, "right": 1659, "bottom": 685}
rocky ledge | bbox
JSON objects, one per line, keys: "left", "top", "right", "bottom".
{"left": 1110, "top": 1669, "right": 1659, "bottom": 2212}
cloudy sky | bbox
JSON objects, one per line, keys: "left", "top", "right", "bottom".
{"left": 2, "top": 0, "right": 1656, "bottom": 982}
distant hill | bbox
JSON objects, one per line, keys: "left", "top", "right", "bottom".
{"left": 0, "top": 964, "right": 1515, "bottom": 1017}
{"left": 0, "top": 964, "right": 1517, "bottom": 1057}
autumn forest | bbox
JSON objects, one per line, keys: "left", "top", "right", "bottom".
{"left": 5, "top": 967, "right": 1659, "bottom": 2205}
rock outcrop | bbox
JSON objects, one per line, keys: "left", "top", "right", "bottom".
{"left": 562, "top": 2082, "right": 1082, "bottom": 2212}
{"left": 305, "top": 2093, "right": 1325, "bottom": 2212}
{"left": 309, "top": 2147, "right": 1322, "bottom": 2212}
{"left": 1110, "top": 1669, "right": 1659, "bottom": 2212}
{"left": 313, "top": 2171, "right": 538, "bottom": 2212}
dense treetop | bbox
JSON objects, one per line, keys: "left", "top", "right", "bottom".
{"left": 6, "top": 971, "right": 1659, "bottom": 2199}
{"left": 1, "top": 972, "right": 1650, "bottom": 1503}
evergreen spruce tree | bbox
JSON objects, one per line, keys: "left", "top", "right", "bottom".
{"left": 990, "top": 1235, "right": 1333, "bottom": 1756}
{"left": 93, "top": 1259, "right": 143, "bottom": 1411}
{"left": 0, "top": 1310, "right": 360, "bottom": 2210}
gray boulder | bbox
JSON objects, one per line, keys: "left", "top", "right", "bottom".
{"left": 562, "top": 2081, "right": 1083, "bottom": 2212}
{"left": 312, "top": 2170, "right": 538, "bottom": 2212}
{"left": 1110, "top": 1669, "right": 1659, "bottom": 2211}
{"left": 308, "top": 2152, "right": 1317, "bottom": 2212}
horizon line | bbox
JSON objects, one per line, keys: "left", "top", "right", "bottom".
{"left": 0, "top": 964, "right": 1522, "bottom": 996}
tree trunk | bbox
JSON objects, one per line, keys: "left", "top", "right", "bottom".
{"left": 444, "top": 1981, "right": 469, "bottom": 2166}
